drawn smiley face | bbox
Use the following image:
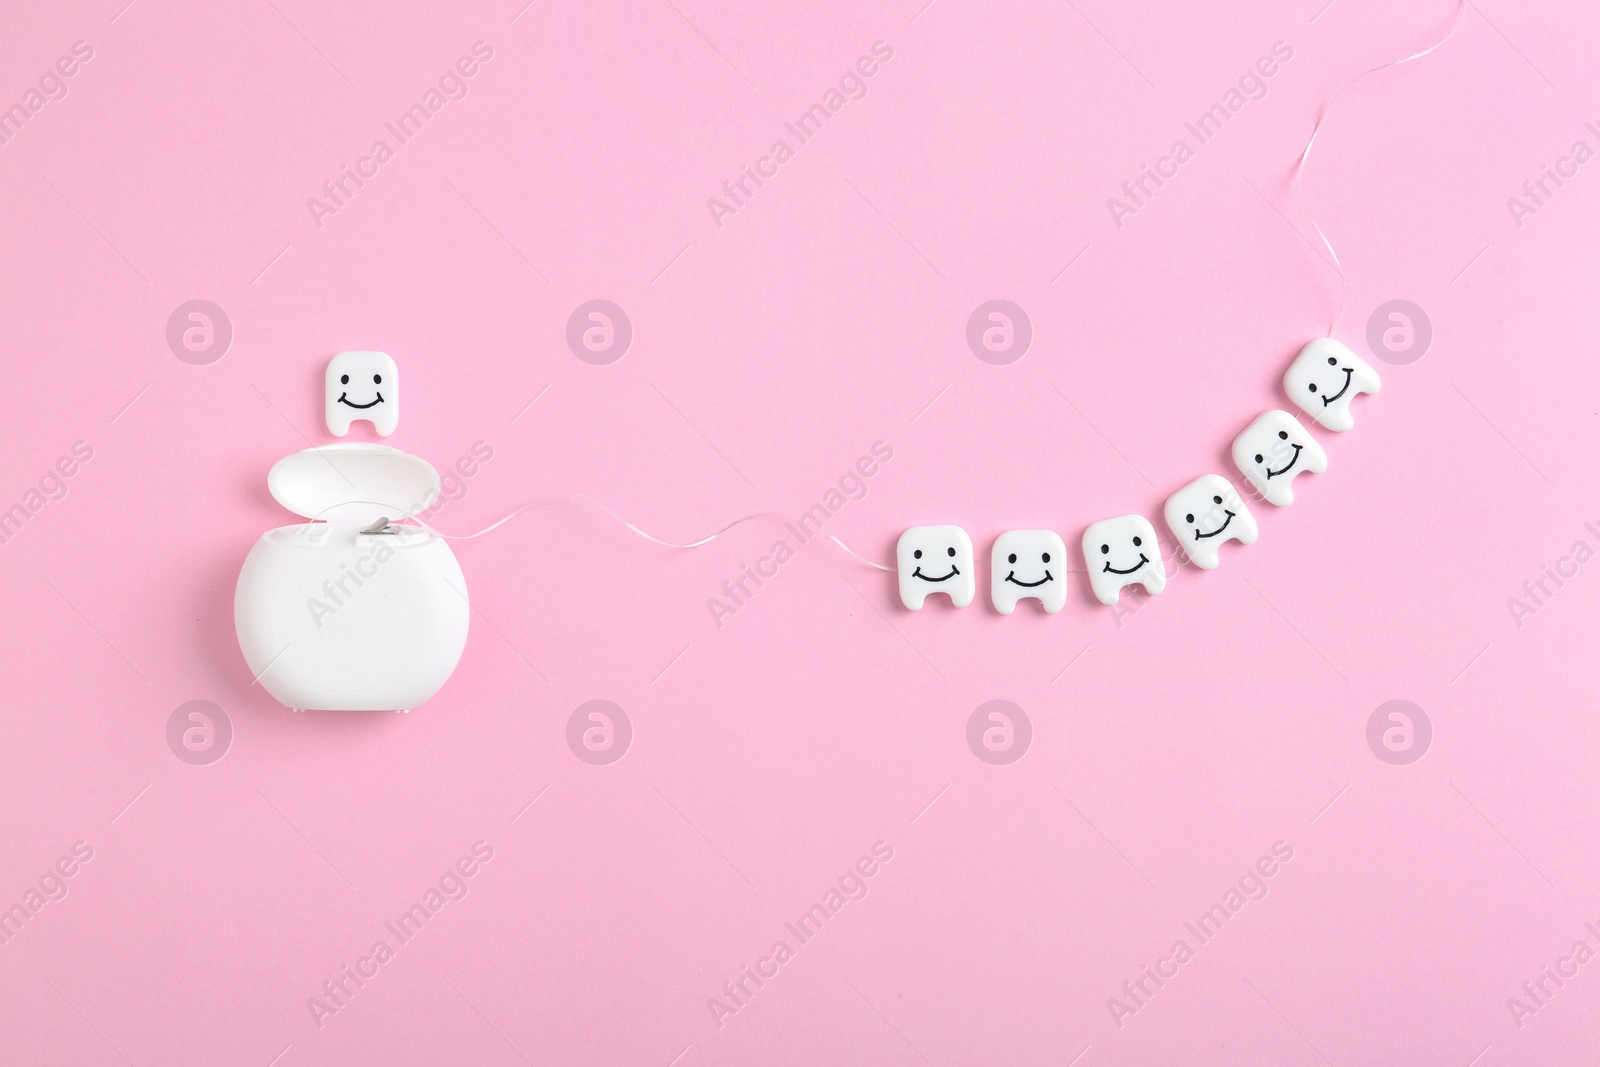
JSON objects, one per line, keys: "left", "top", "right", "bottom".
{"left": 1232, "top": 409, "right": 1329, "bottom": 507}
{"left": 326, "top": 351, "right": 399, "bottom": 437}
{"left": 897, "top": 526, "right": 975, "bottom": 609}
{"left": 1189, "top": 493, "right": 1234, "bottom": 539}
{"left": 991, "top": 530, "right": 1066, "bottom": 614}
{"left": 337, "top": 372, "right": 385, "bottom": 410}
{"left": 1260, "top": 435, "right": 1300, "bottom": 478}
{"left": 1284, "top": 338, "right": 1381, "bottom": 432}
{"left": 1312, "top": 357, "right": 1354, "bottom": 405}
{"left": 1100, "top": 537, "right": 1146, "bottom": 574}
{"left": 1163, "top": 475, "right": 1259, "bottom": 570}
{"left": 1082, "top": 515, "right": 1166, "bottom": 606}
{"left": 913, "top": 544, "right": 961, "bottom": 582}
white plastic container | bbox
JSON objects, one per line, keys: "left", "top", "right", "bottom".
{"left": 234, "top": 443, "right": 469, "bottom": 712}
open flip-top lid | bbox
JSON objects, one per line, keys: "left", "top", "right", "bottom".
{"left": 268, "top": 443, "right": 441, "bottom": 522}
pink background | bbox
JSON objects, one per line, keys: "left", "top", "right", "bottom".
{"left": 2, "top": 0, "right": 1598, "bottom": 1062}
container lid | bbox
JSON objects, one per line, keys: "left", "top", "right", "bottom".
{"left": 267, "top": 443, "right": 441, "bottom": 522}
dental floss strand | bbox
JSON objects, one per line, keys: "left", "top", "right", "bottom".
{"left": 305, "top": 496, "right": 896, "bottom": 571}
{"left": 292, "top": 12, "right": 1469, "bottom": 602}
{"left": 1292, "top": 0, "right": 1469, "bottom": 334}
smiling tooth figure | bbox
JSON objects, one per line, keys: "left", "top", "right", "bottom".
{"left": 1164, "top": 475, "right": 1258, "bottom": 570}
{"left": 1232, "top": 410, "right": 1328, "bottom": 507}
{"left": 990, "top": 530, "right": 1066, "bottom": 614}
{"left": 326, "top": 351, "right": 399, "bottom": 437}
{"left": 1284, "top": 338, "right": 1380, "bottom": 431}
{"left": 1082, "top": 514, "right": 1166, "bottom": 606}
{"left": 897, "top": 526, "right": 975, "bottom": 610}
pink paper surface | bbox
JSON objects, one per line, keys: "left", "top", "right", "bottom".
{"left": 2, "top": 0, "right": 1597, "bottom": 1063}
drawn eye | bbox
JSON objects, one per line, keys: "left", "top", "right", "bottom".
{"left": 913, "top": 549, "right": 922, "bottom": 559}
{"left": 1278, "top": 430, "right": 1288, "bottom": 439}
{"left": 947, "top": 547, "right": 956, "bottom": 557}
{"left": 1309, "top": 383, "right": 1318, "bottom": 393}
{"left": 1132, "top": 536, "right": 1141, "bottom": 546}
{"left": 373, "top": 374, "right": 382, "bottom": 384}
{"left": 1185, "top": 513, "right": 1194, "bottom": 523}
{"left": 1212, "top": 495, "right": 1223, "bottom": 504}
{"left": 1100, "top": 544, "right": 1109, "bottom": 554}
{"left": 1327, "top": 356, "right": 1337, "bottom": 365}
{"left": 1008, "top": 553, "right": 1017, "bottom": 564}
{"left": 1041, "top": 553, "right": 1050, "bottom": 563}
{"left": 340, "top": 374, "right": 349, "bottom": 384}
{"left": 1254, "top": 454, "right": 1263, "bottom": 463}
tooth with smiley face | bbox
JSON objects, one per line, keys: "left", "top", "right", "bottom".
{"left": 1164, "top": 475, "right": 1258, "bottom": 570}
{"left": 326, "top": 351, "right": 399, "bottom": 437}
{"left": 1082, "top": 514, "right": 1166, "bottom": 606}
{"left": 991, "top": 530, "right": 1066, "bottom": 614}
{"left": 1232, "top": 410, "right": 1328, "bottom": 507}
{"left": 1284, "top": 338, "right": 1380, "bottom": 431}
{"left": 896, "top": 525, "right": 975, "bottom": 610}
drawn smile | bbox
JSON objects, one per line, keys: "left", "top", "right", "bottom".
{"left": 1103, "top": 554, "right": 1148, "bottom": 575}
{"left": 1320, "top": 368, "right": 1353, "bottom": 406}
{"left": 1265, "top": 444, "right": 1302, "bottom": 479}
{"left": 912, "top": 566, "right": 960, "bottom": 582}
{"left": 1194, "top": 512, "right": 1234, "bottom": 539}
{"left": 1004, "top": 571, "right": 1053, "bottom": 587}
{"left": 338, "top": 392, "right": 384, "bottom": 409}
